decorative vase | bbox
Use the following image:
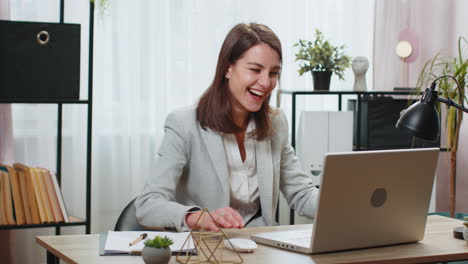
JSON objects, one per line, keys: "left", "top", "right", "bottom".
{"left": 352, "top": 56, "right": 369, "bottom": 91}
{"left": 464, "top": 227, "right": 468, "bottom": 245}
{"left": 142, "top": 246, "right": 171, "bottom": 264}
{"left": 312, "top": 71, "right": 332, "bottom": 91}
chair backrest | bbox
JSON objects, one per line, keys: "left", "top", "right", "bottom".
{"left": 114, "top": 197, "right": 147, "bottom": 231}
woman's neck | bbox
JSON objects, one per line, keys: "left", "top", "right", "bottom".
{"left": 232, "top": 111, "right": 249, "bottom": 131}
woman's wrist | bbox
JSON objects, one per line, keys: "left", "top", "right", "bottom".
{"left": 184, "top": 207, "right": 202, "bottom": 229}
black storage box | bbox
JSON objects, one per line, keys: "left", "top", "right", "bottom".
{"left": 348, "top": 95, "right": 439, "bottom": 150}
{"left": 0, "top": 20, "right": 80, "bottom": 100}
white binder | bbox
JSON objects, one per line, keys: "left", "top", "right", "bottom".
{"left": 294, "top": 111, "right": 353, "bottom": 224}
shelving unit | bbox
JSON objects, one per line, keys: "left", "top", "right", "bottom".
{"left": 0, "top": 1, "right": 94, "bottom": 235}
{"left": 278, "top": 90, "right": 415, "bottom": 151}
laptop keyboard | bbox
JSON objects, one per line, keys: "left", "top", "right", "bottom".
{"left": 282, "top": 230, "right": 312, "bottom": 247}
{"left": 257, "top": 229, "right": 312, "bottom": 248}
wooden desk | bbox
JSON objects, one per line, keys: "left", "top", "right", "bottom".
{"left": 37, "top": 215, "right": 468, "bottom": 264}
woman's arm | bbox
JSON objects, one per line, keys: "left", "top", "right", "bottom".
{"left": 135, "top": 111, "right": 197, "bottom": 231}
{"left": 276, "top": 110, "right": 319, "bottom": 219}
{"left": 135, "top": 110, "right": 245, "bottom": 231}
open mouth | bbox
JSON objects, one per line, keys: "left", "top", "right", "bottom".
{"left": 248, "top": 88, "right": 265, "bottom": 98}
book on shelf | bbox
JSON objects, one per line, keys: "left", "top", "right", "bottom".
{"left": 13, "top": 164, "right": 32, "bottom": 224}
{"left": 0, "top": 167, "right": 16, "bottom": 225}
{"left": 14, "top": 163, "right": 40, "bottom": 224}
{"left": 0, "top": 163, "right": 70, "bottom": 226}
{"left": 26, "top": 166, "right": 41, "bottom": 224}
{"left": 0, "top": 170, "right": 5, "bottom": 225}
{"left": 30, "top": 167, "right": 48, "bottom": 223}
{"left": 4, "top": 165, "right": 25, "bottom": 224}
{"left": 35, "top": 168, "right": 55, "bottom": 223}
{"left": 33, "top": 167, "right": 57, "bottom": 223}
{"left": 40, "top": 170, "right": 54, "bottom": 222}
{"left": 0, "top": 168, "right": 9, "bottom": 225}
{"left": 47, "top": 170, "right": 70, "bottom": 223}
{"left": 40, "top": 168, "right": 64, "bottom": 223}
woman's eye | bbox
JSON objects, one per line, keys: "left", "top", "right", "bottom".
{"left": 250, "top": 68, "right": 261, "bottom": 73}
{"left": 270, "top": 71, "right": 279, "bottom": 77}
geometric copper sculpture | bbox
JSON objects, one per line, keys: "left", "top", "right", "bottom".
{"left": 176, "top": 208, "right": 244, "bottom": 264}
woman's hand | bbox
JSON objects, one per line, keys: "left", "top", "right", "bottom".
{"left": 185, "top": 207, "right": 245, "bottom": 232}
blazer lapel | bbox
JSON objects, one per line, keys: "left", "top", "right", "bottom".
{"left": 198, "top": 124, "right": 275, "bottom": 222}
{"left": 199, "top": 127, "right": 230, "bottom": 196}
{"left": 256, "top": 138, "right": 274, "bottom": 224}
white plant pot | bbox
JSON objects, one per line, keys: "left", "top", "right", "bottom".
{"left": 463, "top": 227, "right": 468, "bottom": 245}
{"left": 142, "top": 246, "right": 171, "bottom": 264}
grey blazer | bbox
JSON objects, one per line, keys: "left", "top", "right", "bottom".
{"left": 135, "top": 106, "right": 318, "bottom": 231}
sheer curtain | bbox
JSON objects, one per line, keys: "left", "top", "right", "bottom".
{"left": 91, "top": 0, "right": 375, "bottom": 231}
{"left": 7, "top": 1, "right": 374, "bottom": 263}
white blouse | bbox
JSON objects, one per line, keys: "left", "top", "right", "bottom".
{"left": 222, "top": 121, "right": 260, "bottom": 224}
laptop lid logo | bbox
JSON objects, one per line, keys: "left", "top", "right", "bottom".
{"left": 371, "top": 188, "right": 387, "bottom": 207}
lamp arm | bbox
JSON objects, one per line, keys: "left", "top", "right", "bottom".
{"left": 436, "top": 96, "right": 468, "bottom": 113}
{"left": 429, "top": 75, "right": 467, "bottom": 113}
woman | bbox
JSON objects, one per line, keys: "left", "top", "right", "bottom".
{"left": 135, "top": 23, "right": 318, "bottom": 232}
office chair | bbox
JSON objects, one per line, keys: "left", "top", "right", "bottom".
{"left": 114, "top": 197, "right": 147, "bottom": 231}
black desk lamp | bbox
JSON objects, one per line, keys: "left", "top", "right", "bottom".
{"left": 396, "top": 75, "right": 468, "bottom": 140}
{"left": 396, "top": 75, "right": 467, "bottom": 240}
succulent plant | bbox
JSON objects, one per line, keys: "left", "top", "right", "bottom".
{"left": 144, "top": 235, "right": 174, "bottom": 248}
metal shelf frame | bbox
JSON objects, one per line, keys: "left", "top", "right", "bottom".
{"left": 279, "top": 90, "right": 415, "bottom": 151}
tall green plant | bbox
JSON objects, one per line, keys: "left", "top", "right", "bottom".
{"left": 416, "top": 36, "right": 468, "bottom": 217}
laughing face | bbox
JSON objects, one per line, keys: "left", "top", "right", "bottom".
{"left": 226, "top": 43, "right": 281, "bottom": 123}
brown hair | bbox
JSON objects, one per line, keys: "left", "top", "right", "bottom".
{"left": 196, "top": 23, "right": 282, "bottom": 140}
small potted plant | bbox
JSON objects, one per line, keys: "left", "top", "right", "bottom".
{"left": 294, "top": 29, "right": 351, "bottom": 90}
{"left": 142, "top": 235, "right": 174, "bottom": 264}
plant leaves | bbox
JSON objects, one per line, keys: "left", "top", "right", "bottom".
{"left": 293, "top": 29, "right": 351, "bottom": 79}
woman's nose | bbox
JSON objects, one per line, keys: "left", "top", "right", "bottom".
{"left": 257, "top": 72, "right": 270, "bottom": 88}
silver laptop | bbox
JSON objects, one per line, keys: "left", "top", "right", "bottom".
{"left": 251, "top": 148, "right": 439, "bottom": 254}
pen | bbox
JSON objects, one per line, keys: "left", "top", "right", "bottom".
{"left": 129, "top": 232, "right": 148, "bottom": 246}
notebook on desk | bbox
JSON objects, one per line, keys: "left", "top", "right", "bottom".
{"left": 252, "top": 148, "right": 439, "bottom": 254}
{"left": 99, "top": 231, "right": 195, "bottom": 256}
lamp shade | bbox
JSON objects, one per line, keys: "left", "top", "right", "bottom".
{"left": 396, "top": 101, "right": 440, "bottom": 141}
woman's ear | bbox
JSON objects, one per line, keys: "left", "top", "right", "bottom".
{"left": 225, "top": 65, "right": 232, "bottom": 79}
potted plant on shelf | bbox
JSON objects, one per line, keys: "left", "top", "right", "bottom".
{"left": 416, "top": 36, "right": 468, "bottom": 217}
{"left": 142, "top": 235, "right": 174, "bottom": 264}
{"left": 294, "top": 29, "right": 351, "bottom": 90}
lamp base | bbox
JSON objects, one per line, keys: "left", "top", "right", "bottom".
{"left": 453, "top": 226, "right": 464, "bottom": 240}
